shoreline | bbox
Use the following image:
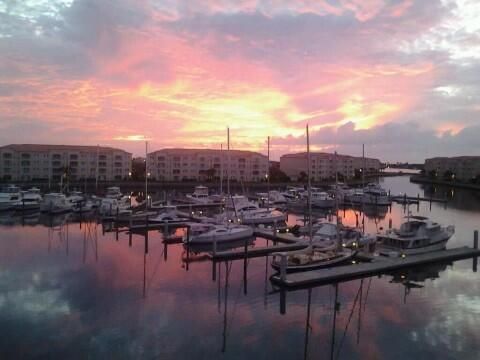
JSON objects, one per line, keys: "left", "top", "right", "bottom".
{"left": 410, "top": 175, "right": 480, "bottom": 191}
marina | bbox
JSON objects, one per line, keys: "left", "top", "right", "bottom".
{"left": 0, "top": 175, "right": 479, "bottom": 359}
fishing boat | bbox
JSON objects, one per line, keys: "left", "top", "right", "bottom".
{"left": 376, "top": 216, "right": 455, "bottom": 256}
{"left": 40, "top": 193, "right": 73, "bottom": 214}
{"left": 186, "top": 223, "right": 254, "bottom": 245}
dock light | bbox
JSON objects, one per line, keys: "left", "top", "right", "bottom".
{"left": 352, "top": 260, "right": 356, "bottom": 264}
{"left": 147, "top": 172, "right": 151, "bottom": 177}
{"left": 237, "top": 218, "right": 241, "bottom": 222}
{"left": 286, "top": 229, "right": 289, "bottom": 233}
{"left": 352, "top": 242, "right": 357, "bottom": 247}
{"left": 128, "top": 171, "right": 132, "bottom": 177}
{"left": 277, "top": 230, "right": 280, "bottom": 233}
{"left": 199, "top": 211, "right": 203, "bottom": 215}
{"left": 342, "top": 243, "right": 346, "bottom": 247}
{"left": 401, "top": 253, "right": 406, "bottom": 258}
{"left": 401, "top": 275, "right": 406, "bottom": 279}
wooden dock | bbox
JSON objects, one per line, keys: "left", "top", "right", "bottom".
{"left": 253, "top": 228, "right": 302, "bottom": 243}
{"left": 271, "top": 247, "right": 480, "bottom": 288}
{"left": 209, "top": 242, "right": 309, "bottom": 261}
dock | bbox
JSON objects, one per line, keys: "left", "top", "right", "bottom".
{"left": 209, "top": 242, "right": 309, "bottom": 261}
{"left": 271, "top": 246, "right": 480, "bottom": 288}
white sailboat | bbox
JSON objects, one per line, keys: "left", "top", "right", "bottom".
{"left": 40, "top": 193, "right": 73, "bottom": 214}
{"left": 186, "top": 223, "right": 254, "bottom": 244}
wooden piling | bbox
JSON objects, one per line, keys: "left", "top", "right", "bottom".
{"left": 243, "top": 238, "right": 248, "bottom": 295}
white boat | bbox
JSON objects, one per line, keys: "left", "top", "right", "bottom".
{"left": 105, "top": 186, "right": 123, "bottom": 199}
{"left": 271, "top": 246, "right": 357, "bottom": 272}
{"left": 12, "top": 187, "right": 43, "bottom": 211}
{"left": 186, "top": 223, "right": 254, "bottom": 244}
{"left": 40, "top": 193, "right": 73, "bottom": 214}
{"left": 309, "top": 190, "right": 335, "bottom": 208}
{"left": 99, "top": 196, "right": 131, "bottom": 216}
{"left": 0, "top": 185, "right": 21, "bottom": 211}
{"left": 346, "top": 183, "right": 391, "bottom": 206}
{"left": 224, "top": 195, "right": 286, "bottom": 225}
{"left": 376, "top": 216, "right": 455, "bottom": 256}
{"left": 257, "top": 190, "right": 287, "bottom": 206}
{"left": 282, "top": 187, "right": 304, "bottom": 201}
{"left": 185, "top": 185, "right": 212, "bottom": 204}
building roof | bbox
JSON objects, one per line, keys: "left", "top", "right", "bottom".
{"left": 149, "top": 148, "right": 267, "bottom": 158}
{"left": 280, "top": 152, "right": 379, "bottom": 161}
{"left": 0, "top": 144, "right": 131, "bottom": 155}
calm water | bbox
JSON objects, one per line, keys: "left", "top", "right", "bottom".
{"left": 1, "top": 177, "right": 479, "bottom": 359}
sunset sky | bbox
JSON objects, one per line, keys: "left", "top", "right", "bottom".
{"left": 1, "top": 0, "right": 479, "bottom": 161}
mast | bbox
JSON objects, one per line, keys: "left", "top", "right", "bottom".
{"left": 362, "top": 144, "right": 365, "bottom": 233}
{"left": 95, "top": 144, "right": 99, "bottom": 193}
{"left": 220, "top": 143, "right": 223, "bottom": 195}
{"left": 227, "top": 128, "right": 230, "bottom": 196}
{"left": 267, "top": 136, "right": 270, "bottom": 211}
{"left": 307, "top": 124, "right": 313, "bottom": 244}
{"left": 145, "top": 140, "right": 148, "bottom": 209}
{"left": 335, "top": 151, "right": 342, "bottom": 252}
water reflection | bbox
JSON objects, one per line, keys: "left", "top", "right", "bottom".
{"left": 0, "top": 176, "right": 479, "bottom": 359}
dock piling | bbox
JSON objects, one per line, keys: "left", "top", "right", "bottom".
{"left": 280, "top": 254, "right": 287, "bottom": 282}
{"left": 389, "top": 218, "right": 392, "bottom": 229}
{"left": 474, "top": 231, "right": 478, "bottom": 273}
{"left": 243, "top": 238, "right": 248, "bottom": 295}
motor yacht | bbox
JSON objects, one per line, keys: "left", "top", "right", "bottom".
{"left": 186, "top": 185, "right": 212, "bottom": 204}
{"left": 13, "top": 187, "right": 43, "bottom": 211}
{"left": 376, "top": 216, "right": 455, "bottom": 256}
{"left": 0, "top": 185, "right": 21, "bottom": 211}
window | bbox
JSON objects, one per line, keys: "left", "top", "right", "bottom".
{"left": 70, "top": 154, "right": 78, "bottom": 160}
{"left": 2, "top": 153, "right": 12, "bottom": 159}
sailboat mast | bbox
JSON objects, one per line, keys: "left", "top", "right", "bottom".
{"left": 307, "top": 125, "right": 313, "bottom": 244}
{"left": 220, "top": 143, "right": 223, "bottom": 195}
{"left": 335, "top": 151, "right": 342, "bottom": 252}
{"left": 267, "top": 136, "right": 270, "bottom": 211}
{"left": 145, "top": 140, "right": 148, "bottom": 209}
{"left": 227, "top": 128, "right": 230, "bottom": 196}
{"left": 95, "top": 144, "right": 99, "bottom": 193}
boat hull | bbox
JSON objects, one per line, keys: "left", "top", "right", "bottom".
{"left": 271, "top": 251, "right": 356, "bottom": 273}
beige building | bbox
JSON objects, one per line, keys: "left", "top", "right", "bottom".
{"left": 280, "top": 152, "right": 381, "bottom": 181}
{"left": 0, "top": 144, "right": 132, "bottom": 182}
{"left": 425, "top": 156, "right": 480, "bottom": 181}
{"left": 147, "top": 148, "right": 268, "bottom": 182}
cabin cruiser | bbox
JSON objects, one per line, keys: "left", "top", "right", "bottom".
{"left": 186, "top": 185, "right": 212, "bottom": 204}
{"left": 12, "top": 187, "right": 43, "bottom": 211}
{"left": 99, "top": 196, "right": 131, "bottom": 216}
{"left": 328, "top": 183, "right": 355, "bottom": 203}
{"left": 186, "top": 223, "right": 254, "bottom": 244}
{"left": 40, "top": 193, "right": 73, "bottom": 214}
{"left": 376, "top": 216, "right": 455, "bottom": 256}
{"left": 105, "top": 186, "right": 123, "bottom": 199}
{"left": 224, "top": 195, "right": 286, "bottom": 225}
{"left": 0, "top": 185, "right": 21, "bottom": 211}
{"left": 299, "top": 221, "right": 372, "bottom": 249}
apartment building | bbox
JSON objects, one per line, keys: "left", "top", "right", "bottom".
{"left": 0, "top": 144, "right": 132, "bottom": 182}
{"left": 425, "top": 156, "right": 480, "bottom": 181}
{"left": 147, "top": 148, "right": 268, "bottom": 182}
{"left": 280, "top": 152, "right": 381, "bottom": 181}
